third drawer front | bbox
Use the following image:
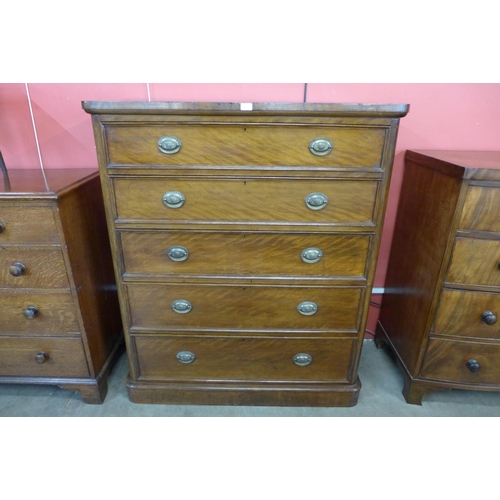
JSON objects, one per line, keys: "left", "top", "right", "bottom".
{"left": 421, "top": 338, "right": 500, "bottom": 386}
{"left": 113, "top": 178, "right": 378, "bottom": 226}
{"left": 134, "top": 335, "right": 355, "bottom": 382}
{"left": 127, "top": 284, "right": 362, "bottom": 332}
{"left": 432, "top": 289, "right": 500, "bottom": 340}
{"left": 121, "top": 231, "right": 371, "bottom": 279}
{"left": 0, "top": 336, "right": 89, "bottom": 378}
{"left": 0, "top": 291, "right": 80, "bottom": 335}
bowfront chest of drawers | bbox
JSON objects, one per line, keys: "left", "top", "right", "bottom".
{"left": 0, "top": 169, "right": 122, "bottom": 403}
{"left": 376, "top": 150, "right": 500, "bottom": 404}
{"left": 84, "top": 101, "right": 408, "bottom": 406}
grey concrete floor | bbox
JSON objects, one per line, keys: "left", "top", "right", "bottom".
{"left": 1, "top": 339, "right": 500, "bottom": 416}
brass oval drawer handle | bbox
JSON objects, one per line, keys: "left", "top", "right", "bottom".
{"left": 0, "top": 221, "right": 4, "bottom": 233}
{"left": 293, "top": 353, "right": 313, "bottom": 366}
{"left": 158, "top": 136, "right": 182, "bottom": 155}
{"left": 24, "top": 306, "right": 39, "bottom": 320}
{"left": 35, "top": 352, "right": 49, "bottom": 364}
{"left": 176, "top": 351, "right": 196, "bottom": 364}
{"left": 9, "top": 262, "right": 26, "bottom": 277}
{"left": 481, "top": 311, "right": 497, "bottom": 325}
{"left": 301, "top": 247, "right": 323, "bottom": 264}
{"left": 162, "top": 191, "right": 186, "bottom": 209}
{"left": 297, "top": 301, "right": 318, "bottom": 316}
{"left": 167, "top": 246, "right": 189, "bottom": 262}
{"left": 309, "top": 137, "right": 333, "bottom": 156}
{"left": 305, "top": 192, "right": 328, "bottom": 211}
{"left": 466, "top": 359, "right": 480, "bottom": 373}
{"left": 172, "top": 299, "right": 192, "bottom": 314}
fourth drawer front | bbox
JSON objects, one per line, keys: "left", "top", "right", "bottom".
{"left": 126, "top": 284, "right": 363, "bottom": 332}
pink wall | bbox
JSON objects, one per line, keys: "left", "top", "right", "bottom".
{"left": 2, "top": 83, "right": 500, "bottom": 334}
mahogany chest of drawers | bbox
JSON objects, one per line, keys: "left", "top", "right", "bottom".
{"left": 376, "top": 150, "right": 500, "bottom": 404}
{"left": 0, "top": 168, "right": 122, "bottom": 403}
{"left": 84, "top": 101, "right": 408, "bottom": 406}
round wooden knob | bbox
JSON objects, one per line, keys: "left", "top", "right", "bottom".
{"left": 466, "top": 359, "right": 480, "bottom": 373}
{"left": 24, "top": 306, "right": 39, "bottom": 320}
{"left": 35, "top": 352, "right": 49, "bottom": 364}
{"left": 481, "top": 311, "right": 497, "bottom": 326}
{"left": 9, "top": 262, "right": 26, "bottom": 277}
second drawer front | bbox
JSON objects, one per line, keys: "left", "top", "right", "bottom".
{"left": 446, "top": 237, "right": 500, "bottom": 287}
{"left": 0, "top": 248, "right": 69, "bottom": 288}
{"left": 433, "top": 289, "right": 500, "bottom": 340}
{"left": 121, "top": 231, "right": 370, "bottom": 279}
{"left": 421, "top": 338, "right": 500, "bottom": 386}
{"left": 0, "top": 336, "right": 89, "bottom": 378}
{"left": 0, "top": 292, "right": 80, "bottom": 334}
{"left": 127, "top": 284, "right": 362, "bottom": 331}
{"left": 135, "top": 335, "right": 354, "bottom": 382}
{"left": 460, "top": 186, "right": 500, "bottom": 233}
{"left": 113, "top": 178, "right": 378, "bottom": 225}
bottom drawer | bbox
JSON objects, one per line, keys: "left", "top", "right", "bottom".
{"left": 421, "top": 338, "right": 500, "bottom": 385}
{"left": 0, "top": 337, "right": 89, "bottom": 378}
{"left": 134, "top": 335, "right": 355, "bottom": 382}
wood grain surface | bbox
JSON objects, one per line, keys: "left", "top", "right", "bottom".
{"left": 120, "top": 231, "right": 370, "bottom": 279}
{"left": 127, "top": 284, "right": 362, "bottom": 332}
{"left": 113, "top": 177, "right": 378, "bottom": 225}
{"left": 433, "top": 289, "right": 500, "bottom": 339}
{"left": 135, "top": 335, "right": 354, "bottom": 382}
{"left": 0, "top": 247, "right": 68, "bottom": 288}
{"left": 0, "top": 336, "right": 89, "bottom": 378}
{"left": 105, "top": 123, "right": 386, "bottom": 168}
{"left": 421, "top": 338, "right": 500, "bottom": 385}
{"left": 446, "top": 237, "right": 500, "bottom": 287}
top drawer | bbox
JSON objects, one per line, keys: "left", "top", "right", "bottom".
{"left": 104, "top": 124, "right": 386, "bottom": 169}
{"left": 0, "top": 204, "right": 60, "bottom": 245}
{"left": 460, "top": 186, "right": 500, "bottom": 233}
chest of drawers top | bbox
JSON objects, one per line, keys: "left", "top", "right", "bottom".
{"left": 83, "top": 101, "right": 409, "bottom": 171}
{"left": 1, "top": 168, "right": 99, "bottom": 197}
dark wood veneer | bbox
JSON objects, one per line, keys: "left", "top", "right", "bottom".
{"left": 85, "top": 101, "right": 408, "bottom": 406}
{"left": 376, "top": 150, "right": 500, "bottom": 404}
{"left": 0, "top": 169, "right": 123, "bottom": 403}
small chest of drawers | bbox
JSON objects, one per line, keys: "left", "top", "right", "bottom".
{"left": 84, "top": 101, "right": 408, "bottom": 406}
{"left": 0, "top": 169, "right": 122, "bottom": 403}
{"left": 376, "top": 150, "right": 500, "bottom": 404}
